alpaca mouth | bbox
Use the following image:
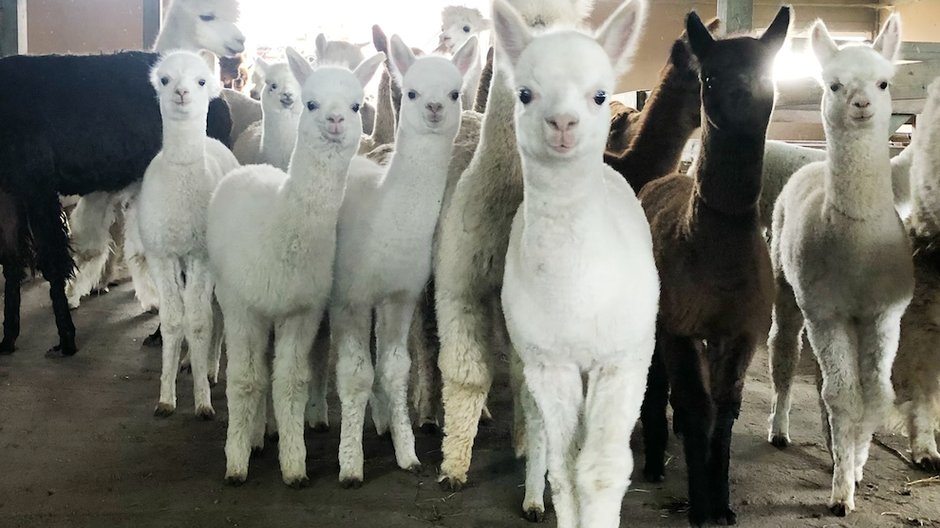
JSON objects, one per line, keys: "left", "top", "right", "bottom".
{"left": 280, "top": 95, "right": 295, "bottom": 109}
{"left": 550, "top": 143, "right": 575, "bottom": 154}
{"left": 851, "top": 113, "right": 873, "bottom": 123}
{"left": 225, "top": 45, "right": 243, "bottom": 56}
{"left": 322, "top": 131, "right": 344, "bottom": 143}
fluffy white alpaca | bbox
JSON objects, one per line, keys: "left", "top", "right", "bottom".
{"left": 494, "top": 2, "right": 655, "bottom": 527}
{"left": 209, "top": 48, "right": 384, "bottom": 487}
{"left": 65, "top": 0, "right": 245, "bottom": 310}
{"left": 433, "top": 0, "right": 593, "bottom": 495}
{"left": 137, "top": 50, "right": 238, "bottom": 419}
{"left": 893, "top": 76, "right": 940, "bottom": 471}
{"left": 232, "top": 59, "right": 302, "bottom": 170}
{"left": 329, "top": 34, "right": 478, "bottom": 487}
{"left": 767, "top": 16, "right": 913, "bottom": 516}
{"left": 438, "top": 6, "right": 490, "bottom": 111}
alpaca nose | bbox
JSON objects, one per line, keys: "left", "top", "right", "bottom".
{"left": 328, "top": 114, "right": 345, "bottom": 124}
{"left": 175, "top": 87, "right": 189, "bottom": 98}
{"left": 426, "top": 102, "right": 443, "bottom": 114}
{"left": 546, "top": 114, "right": 579, "bottom": 132}
{"left": 853, "top": 99, "right": 871, "bottom": 109}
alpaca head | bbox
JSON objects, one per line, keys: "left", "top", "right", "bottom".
{"left": 315, "top": 34, "right": 369, "bottom": 70}
{"left": 669, "top": 18, "right": 721, "bottom": 93}
{"left": 390, "top": 34, "right": 478, "bottom": 137}
{"left": 811, "top": 15, "right": 900, "bottom": 132}
{"left": 166, "top": 0, "right": 245, "bottom": 57}
{"left": 492, "top": 0, "right": 644, "bottom": 162}
{"left": 248, "top": 62, "right": 264, "bottom": 99}
{"left": 687, "top": 6, "right": 790, "bottom": 131}
{"left": 255, "top": 59, "right": 302, "bottom": 117}
{"left": 501, "top": 0, "right": 594, "bottom": 29}
{"left": 438, "top": 6, "right": 489, "bottom": 54}
{"left": 151, "top": 50, "right": 221, "bottom": 123}
{"left": 286, "top": 47, "right": 384, "bottom": 153}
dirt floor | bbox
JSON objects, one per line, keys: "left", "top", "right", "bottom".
{"left": 3, "top": 278, "right": 940, "bottom": 528}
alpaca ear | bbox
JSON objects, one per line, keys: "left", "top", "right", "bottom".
{"left": 389, "top": 35, "right": 416, "bottom": 84}
{"left": 353, "top": 52, "right": 386, "bottom": 90}
{"left": 452, "top": 36, "right": 479, "bottom": 78}
{"left": 492, "top": 0, "right": 532, "bottom": 68}
{"left": 669, "top": 39, "right": 693, "bottom": 71}
{"left": 809, "top": 20, "right": 838, "bottom": 66}
{"left": 286, "top": 46, "right": 313, "bottom": 86}
{"left": 872, "top": 14, "right": 901, "bottom": 62}
{"left": 759, "top": 5, "right": 791, "bottom": 55}
{"left": 315, "top": 33, "right": 328, "bottom": 64}
{"left": 594, "top": 0, "right": 646, "bottom": 75}
{"left": 686, "top": 11, "right": 715, "bottom": 60}
{"left": 372, "top": 24, "right": 389, "bottom": 54}
{"left": 254, "top": 57, "right": 270, "bottom": 77}
{"left": 573, "top": 0, "right": 595, "bottom": 21}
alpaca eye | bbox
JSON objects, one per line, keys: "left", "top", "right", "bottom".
{"left": 879, "top": 81, "right": 888, "bottom": 90}
{"left": 351, "top": 103, "right": 360, "bottom": 113}
{"left": 518, "top": 87, "right": 532, "bottom": 105}
{"left": 199, "top": 14, "right": 216, "bottom": 22}
{"left": 160, "top": 76, "right": 169, "bottom": 86}
{"left": 463, "top": 25, "right": 471, "bottom": 33}
{"left": 198, "top": 79, "right": 206, "bottom": 87}
{"left": 830, "top": 82, "right": 843, "bottom": 92}
{"left": 271, "top": 83, "right": 278, "bottom": 90}
{"left": 593, "top": 90, "right": 607, "bottom": 106}
{"left": 307, "top": 101, "right": 319, "bottom": 111}
{"left": 407, "top": 90, "right": 417, "bottom": 100}
{"left": 450, "top": 90, "right": 460, "bottom": 101}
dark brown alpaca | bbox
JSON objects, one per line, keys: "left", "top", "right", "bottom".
{"left": 637, "top": 8, "right": 790, "bottom": 527}
{"left": 606, "top": 100, "right": 640, "bottom": 154}
{"left": 605, "top": 17, "right": 722, "bottom": 193}
{"left": 0, "top": 189, "right": 30, "bottom": 353}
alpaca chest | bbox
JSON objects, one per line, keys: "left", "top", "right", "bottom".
{"left": 138, "top": 161, "right": 216, "bottom": 257}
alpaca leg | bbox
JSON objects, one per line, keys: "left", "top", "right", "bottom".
{"left": 220, "top": 297, "right": 268, "bottom": 484}
{"left": 909, "top": 389, "right": 940, "bottom": 471}
{"left": 578, "top": 356, "right": 651, "bottom": 528}
{"left": 411, "top": 293, "right": 441, "bottom": 434}
{"left": 768, "top": 278, "right": 805, "bottom": 448}
{"left": 375, "top": 299, "right": 421, "bottom": 472}
{"left": 524, "top": 362, "right": 582, "bottom": 528}
{"left": 520, "top": 381, "right": 547, "bottom": 522}
{"left": 272, "top": 311, "right": 319, "bottom": 487}
{"left": 661, "top": 332, "right": 714, "bottom": 526}
{"left": 510, "top": 346, "right": 528, "bottom": 459}
{"left": 208, "top": 299, "right": 224, "bottom": 386}
{"left": 28, "top": 192, "right": 77, "bottom": 356}
{"left": 307, "top": 318, "right": 331, "bottom": 432}
{"left": 0, "top": 263, "right": 24, "bottom": 354}
{"left": 65, "top": 191, "right": 115, "bottom": 308}
{"left": 265, "top": 382, "right": 279, "bottom": 440}
{"left": 150, "top": 257, "right": 186, "bottom": 416}
{"left": 436, "top": 291, "right": 494, "bottom": 490}
{"left": 333, "top": 303, "right": 374, "bottom": 487}
{"left": 854, "top": 312, "right": 903, "bottom": 482}
{"left": 101, "top": 199, "right": 128, "bottom": 286}
{"left": 640, "top": 343, "right": 669, "bottom": 482}
{"left": 181, "top": 259, "right": 216, "bottom": 419}
{"left": 805, "top": 317, "right": 860, "bottom": 516}
{"left": 122, "top": 194, "right": 159, "bottom": 313}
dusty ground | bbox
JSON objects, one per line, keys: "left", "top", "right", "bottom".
{"left": 2, "top": 278, "right": 940, "bottom": 528}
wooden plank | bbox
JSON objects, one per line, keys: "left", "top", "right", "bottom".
{"left": 717, "top": 0, "right": 753, "bottom": 33}
{"left": 143, "top": 0, "right": 162, "bottom": 50}
{"left": 0, "top": 0, "right": 26, "bottom": 57}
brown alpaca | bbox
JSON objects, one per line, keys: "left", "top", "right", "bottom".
{"left": 606, "top": 101, "right": 640, "bottom": 154}
{"left": 473, "top": 47, "right": 494, "bottom": 113}
{"left": 637, "top": 8, "right": 789, "bottom": 527}
{"left": 605, "top": 17, "right": 721, "bottom": 193}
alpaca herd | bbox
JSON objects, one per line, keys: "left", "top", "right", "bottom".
{"left": 3, "top": 0, "right": 940, "bottom": 526}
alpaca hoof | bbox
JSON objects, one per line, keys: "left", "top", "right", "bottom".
{"left": 250, "top": 446, "right": 264, "bottom": 459}
{"left": 523, "top": 507, "right": 545, "bottom": 523}
{"left": 914, "top": 456, "right": 940, "bottom": 473}
{"left": 0, "top": 339, "right": 15, "bottom": 355}
{"left": 769, "top": 433, "right": 790, "bottom": 449}
{"left": 405, "top": 463, "right": 423, "bottom": 475}
{"left": 438, "top": 475, "right": 464, "bottom": 492}
{"left": 419, "top": 422, "right": 441, "bottom": 436}
{"left": 712, "top": 506, "right": 737, "bottom": 525}
{"left": 225, "top": 474, "right": 247, "bottom": 487}
{"left": 829, "top": 503, "right": 848, "bottom": 517}
{"left": 340, "top": 477, "right": 363, "bottom": 489}
{"left": 143, "top": 328, "right": 162, "bottom": 348}
{"left": 195, "top": 406, "right": 215, "bottom": 421}
{"left": 643, "top": 467, "right": 665, "bottom": 483}
{"left": 45, "top": 343, "right": 78, "bottom": 358}
{"left": 285, "top": 476, "right": 310, "bottom": 489}
{"left": 308, "top": 422, "right": 329, "bottom": 433}
{"left": 154, "top": 402, "right": 175, "bottom": 417}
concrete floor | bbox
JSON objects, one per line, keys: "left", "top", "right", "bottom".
{"left": 3, "top": 278, "right": 940, "bottom": 527}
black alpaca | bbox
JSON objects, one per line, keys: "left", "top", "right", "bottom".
{"left": 0, "top": 51, "right": 232, "bottom": 357}
{"left": 637, "top": 8, "right": 790, "bottom": 526}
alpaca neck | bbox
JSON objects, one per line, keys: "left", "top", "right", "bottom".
{"left": 162, "top": 119, "right": 207, "bottom": 165}
{"left": 476, "top": 65, "right": 519, "bottom": 178}
{"left": 284, "top": 140, "right": 355, "bottom": 214}
{"left": 462, "top": 57, "right": 482, "bottom": 111}
{"left": 152, "top": 9, "right": 193, "bottom": 52}
{"left": 909, "top": 96, "right": 940, "bottom": 234}
{"left": 824, "top": 121, "right": 893, "bottom": 220}
{"left": 260, "top": 109, "right": 299, "bottom": 171}
{"left": 382, "top": 125, "right": 456, "bottom": 222}
{"left": 693, "top": 120, "right": 766, "bottom": 217}
{"left": 520, "top": 155, "right": 603, "bottom": 241}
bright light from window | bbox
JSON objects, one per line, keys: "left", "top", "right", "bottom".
{"left": 773, "top": 35, "right": 869, "bottom": 81}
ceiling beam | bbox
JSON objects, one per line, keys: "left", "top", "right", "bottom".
{"left": 0, "top": 0, "right": 26, "bottom": 57}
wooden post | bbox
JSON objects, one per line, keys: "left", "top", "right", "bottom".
{"left": 143, "top": 0, "right": 162, "bottom": 50}
{"left": 717, "top": 0, "right": 753, "bottom": 34}
{"left": 0, "top": 0, "right": 26, "bottom": 57}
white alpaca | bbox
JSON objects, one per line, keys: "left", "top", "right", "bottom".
{"left": 767, "top": 16, "right": 913, "bottom": 516}
{"left": 438, "top": 6, "right": 490, "bottom": 111}
{"left": 137, "top": 51, "right": 238, "bottom": 419}
{"left": 329, "top": 34, "right": 478, "bottom": 487}
{"left": 66, "top": 0, "right": 244, "bottom": 310}
{"left": 433, "top": 0, "right": 593, "bottom": 496}
{"left": 232, "top": 59, "right": 302, "bottom": 170}
{"left": 893, "top": 76, "right": 940, "bottom": 471}
{"left": 210, "top": 49, "right": 384, "bottom": 486}
{"left": 494, "top": 2, "right": 655, "bottom": 527}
